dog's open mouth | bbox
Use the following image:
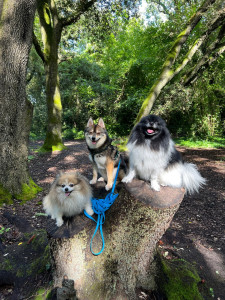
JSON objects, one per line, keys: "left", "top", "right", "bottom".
{"left": 65, "top": 191, "right": 72, "bottom": 197}
{"left": 90, "top": 138, "right": 100, "bottom": 145}
{"left": 146, "top": 128, "right": 158, "bottom": 135}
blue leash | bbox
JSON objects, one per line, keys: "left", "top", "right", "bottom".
{"left": 84, "top": 159, "right": 121, "bottom": 256}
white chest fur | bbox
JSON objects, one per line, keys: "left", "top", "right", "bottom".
{"left": 89, "top": 154, "right": 106, "bottom": 170}
{"left": 127, "top": 141, "right": 171, "bottom": 180}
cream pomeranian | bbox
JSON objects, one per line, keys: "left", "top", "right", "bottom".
{"left": 43, "top": 171, "right": 94, "bottom": 227}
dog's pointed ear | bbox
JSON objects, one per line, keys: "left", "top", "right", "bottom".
{"left": 98, "top": 118, "right": 105, "bottom": 129}
{"left": 87, "top": 118, "right": 94, "bottom": 127}
{"left": 73, "top": 171, "right": 82, "bottom": 186}
{"left": 52, "top": 172, "right": 63, "bottom": 186}
{"left": 56, "top": 171, "right": 63, "bottom": 179}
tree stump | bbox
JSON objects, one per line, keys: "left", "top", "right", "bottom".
{"left": 46, "top": 180, "right": 185, "bottom": 300}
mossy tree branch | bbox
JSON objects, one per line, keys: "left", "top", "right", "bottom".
{"left": 173, "top": 10, "right": 225, "bottom": 78}
{"left": 135, "top": 0, "right": 217, "bottom": 123}
{"left": 61, "top": 0, "right": 97, "bottom": 28}
{"left": 183, "top": 21, "right": 225, "bottom": 86}
{"left": 32, "top": 32, "right": 46, "bottom": 64}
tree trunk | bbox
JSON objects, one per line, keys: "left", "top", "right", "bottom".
{"left": 34, "top": 0, "right": 97, "bottom": 152}
{"left": 0, "top": 0, "right": 40, "bottom": 202}
{"left": 46, "top": 181, "right": 185, "bottom": 299}
{"left": 36, "top": 0, "right": 65, "bottom": 152}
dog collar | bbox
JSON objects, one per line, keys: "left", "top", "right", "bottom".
{"left": 88, "top": 138, "right": 112, "bottom": 159}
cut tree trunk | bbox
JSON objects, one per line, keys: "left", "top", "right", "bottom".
{"left": 46, "top": 180, "right": 185, "bottom": 300}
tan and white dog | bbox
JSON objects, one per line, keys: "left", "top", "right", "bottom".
{"left": 85, "top": 118, "right": 127, "bottom": 191}
{"left": 43, "top": 171, "right": 94, "bottom": 227}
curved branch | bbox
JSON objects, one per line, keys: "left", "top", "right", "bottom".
{"left": 61, "top": 0, "right": 97, "bottom": 28}
{"left": 184, "top": 43, "right": 225, "bottom": 86}
{"left": 173, "top": 9, "right": 225, "bottom": 80}
{"left": 151, "top": 0, "right": 171, "bottom": 17}
{"left": 32, "top": 31, "right": 46, "bottom": 64}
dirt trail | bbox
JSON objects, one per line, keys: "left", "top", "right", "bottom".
{"left": 0, "top": 140, "right": 224, "bottom": 299}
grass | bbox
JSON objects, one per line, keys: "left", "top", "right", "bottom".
{"left": 174, "top": 137, "right": 225, "bottom": 149}
{"left": 29, "top": 132, "right": 225, "bottom": 150}
{"left": 113, "top": 136, "right": 225, "bottom": 151}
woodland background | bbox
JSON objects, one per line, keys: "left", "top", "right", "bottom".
{"left": 0, "top": 0, "right": 225, "bottom": 298}
{"left": 28, "top": 0, "right": 225, "bottom": 142}
{"left": 1, "top": 0, "right": 224, "bottom": 229}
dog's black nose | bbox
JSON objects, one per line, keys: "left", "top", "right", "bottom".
{"left": 65, "top": 187, "right": 68, "bottom": 192}
{"left": 92, "top": 137, "right": 96, "bottom": 141}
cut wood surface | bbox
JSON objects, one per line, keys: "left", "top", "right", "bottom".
{"left": 47, "top": 180, "right": 185, "bottom": 299}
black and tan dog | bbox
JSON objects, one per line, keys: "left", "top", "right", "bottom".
{"left": 85, "top": 118, "right": 127, "bottom": 191}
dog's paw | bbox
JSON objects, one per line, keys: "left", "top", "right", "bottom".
{"left": 90, "top": 179, "right": 97, "bottom": 185}
{"left": 122, "top": 170, "right": 135, "bottom": 183}
{"left": 122, "top": 176, "right": 129, "bottom": 183}
{"left": 56, "top": 219, "right": 64, "bottom": 227}
{"left": 122, "top": 175, "right": 133, "bottom": 183}
{"left": 151, "top": 181, "right": 160, "bottom": 192}
{"left": 97, "top": 177, "right": 105, "bottom": 182}
{"left": 105, "top": 183, "right": 113, "bottom": 191}
{"left": 85, "top": 206, "right": 94, "bottom": 216}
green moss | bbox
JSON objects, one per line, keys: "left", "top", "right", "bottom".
{"left": 15, "top": 178, "right": 42, "bottom": 203}
{"left": 53, "top": 85, "right": 62, "bottom": 111}
{"left": 34, "top": 288, "right": 51, "bottom": 300}
{"left": 158, "top": 255, "right": 204, "bottom": 300}
{"left": 135, "top": 92, "right": 153, "bottom": 123}
{"left": 52, "top": 143, "right": 67, "bottom": 151}
{"left": 43, "top": 3, "right": 51, "bottom": 25}
{"left": 0, "top": 184, "right": 13, "bottom": 206}
{"left": 39, "top": 142, "right": 67, "bottom": 153}
{"left": 177, "top": 28, "right": 188, "bottom": 39}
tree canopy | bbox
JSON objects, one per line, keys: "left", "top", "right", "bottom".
{"left": 27, "top": 0, "right": 225, "bottom": 140}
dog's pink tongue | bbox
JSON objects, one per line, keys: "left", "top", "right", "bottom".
{"left": 65, "top": 192, "right": 70, "bottom": 196}
{"left": 147, "top": 129, "right": 154, "bottom": 134}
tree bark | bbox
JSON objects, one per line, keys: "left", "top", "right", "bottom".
{"left": 36, "top": 0, "right": 65, "bottom": 152}
{"left": 135, "top": 0, "right": 217, "bottom": 123}
{"left": 0, "top": 0, "right": 39, "bottom": 200}
{"left": 46, "top": 181, "right": 185, "bottom": 299}
{"left": 34, "top": 0, "right": 97, "bottom": 151}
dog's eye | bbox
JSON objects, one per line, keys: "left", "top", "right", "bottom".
{"left": 69, "top": 184, "right": 74, "bottom": 187}
{"left": 61, "top": 184, "right": 65, "bottom": 188}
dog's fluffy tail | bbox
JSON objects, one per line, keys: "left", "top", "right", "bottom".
{"left": 182, "top": 162, "right": 206, "bottom": 194}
